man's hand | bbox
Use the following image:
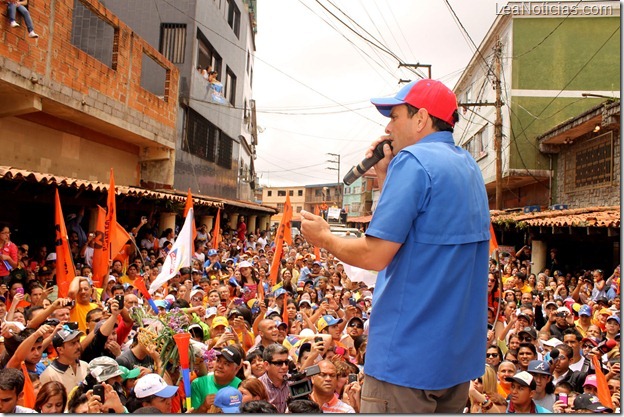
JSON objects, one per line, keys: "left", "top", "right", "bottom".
{"left": 365, "top": 136, "right": 394, "bottom": 180}
{"left": 105, "top": 339, "right": 122, "bottom": 357}
{"left": 300, "top": 210, "right": 330, "bottom": 248}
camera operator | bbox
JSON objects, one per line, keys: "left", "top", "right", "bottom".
{"left": 310, "top": 360, "right": 356, "bottom": 413}
{"left": 259, "top": 343, "right": 290, "bottom": 413}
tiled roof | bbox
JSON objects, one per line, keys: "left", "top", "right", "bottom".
{"left": 490, "top": 206, "right": 620, "bottom": 228}
{"left": 0, "top": 166, "right": 277, "bottom": 213}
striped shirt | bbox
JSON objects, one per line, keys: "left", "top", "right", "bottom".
{"left": 259, "top": 373, "right": 290, "bottom": 413}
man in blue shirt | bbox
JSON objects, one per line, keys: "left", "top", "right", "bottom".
{"left": 301, "top": 79, "right": 490, "bottom": 412}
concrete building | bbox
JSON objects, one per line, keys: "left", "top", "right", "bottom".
{"left": 101, "top": 0, "right": 259, "bottom": 203}
{"left": 453, "top": 1, "right": 620, "bottom": 210}
{"left": 343, "top": 169, "right": 379, "bottom": 228}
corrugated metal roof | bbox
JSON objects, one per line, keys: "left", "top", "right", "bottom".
{"left": 0, "top": 166, "right": 276, "bottom": 213}
{"left": 490, "top": 206, "right": 620, "bottom": 228}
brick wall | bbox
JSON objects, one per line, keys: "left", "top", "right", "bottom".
{"left": 0, "top": 0, "right": 180, "bottom": 187}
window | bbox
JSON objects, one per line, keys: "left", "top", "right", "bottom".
{"left": 277, "top": 203, "right": 284, "bottom": 213}
{"left": 315, "top": 189, "right": 322, "bottom": 197}
{"left": 159, "top": 23, "right": 186, "bottom": 64}
{"left": 197, "top": 30, "right": 222, "bottom": 76}
{"left": 297, "top": 190, "right": 303, "bottom": 196}
{"left": 184, "top": 108, "right": 232, "bottom": 170}
{"left": 351, "top": 202, "right": 361, "bottom": 213}
{"left": 289, "top": 190, "right": 294, "bottom": 196}
{"left": 278, "top": 190, "right": 286, "bottom": 197}
{"left": 246, "top": 51, "right": 250, "bottom": 74}
{"left": 566, "top": 131, "right": 613, "bottom": 190}
{"left": 352, "top": 186, "right": 360, "bottom": 194}
{"left": 71, "top": 0, "right": 115, "bottom": 68}
{"left": 225, "top": 67, "right": 237, "bottom": 106}
{"left": 227, "top": 0, "right": 241, "bottom": 38}
{"left": 464, "top": 84, "right": 472, "bottom": 104}
{"left": 267, "top": 190, "right": 272, "bottom": 197}
{"left": 216, "top": 133, "right": 233, "bottom": 169}
{"left": 463, "top": 127, "right": 488, "bottom": 160}
{"left": 296, "top": 206, "right": 302, "bottom": 213}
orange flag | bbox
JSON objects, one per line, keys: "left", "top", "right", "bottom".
{"left": 283, "top": 195, "right": 293, "bottom": 246}
{"left": 282, "top": 291, "right": 290, "bottom": 328}
{"left": 112, "top": 222, "right": 132, "bottom": 258}
{"left": 489, "top": 223, "right": 498, "bottom": 255}
{"left": 211, "top": 208, "right": 221, "bottom": 250}
{"left": 268, "top": 228, "right": 284, "bottom": 286}
{"left": 591, "top": 355, "right": 614, "bottom": 409}
{"left": 313, "top": 205, "right": 321, "bottom": 261}
{"left": 91, "top": 206, "right": 108, "bottom": 288}
{"left": 21, "top": 362, "right": 35, "bottom": 408}
{"left": 54, "top": 189, "right": 75, "bottom": 298}
{"left": 184, "top": 188, "right": 198, "bottom": 242}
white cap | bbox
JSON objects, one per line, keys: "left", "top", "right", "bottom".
{"left": 542, "top": 337, "right": 563, "bottom": 348}
{"left": 205, "top": 307, "right": 218, "bottom": 318}
{"left": 238, "top": 261, "right": 252, "bottom": 268}
{"left": 190, "top": 289, "right": 205, "bottom": 300}
{"left": 134, "top": 373, "right": 179, "bottom": 399}
{"left": 556, "top": 306, "right": 570, "bottom": 315}
{"left": 46, "top": 253, "right": 57, "bottom": 261}
{"left": 107, "top": 276, "right": 117, "bottom": 283}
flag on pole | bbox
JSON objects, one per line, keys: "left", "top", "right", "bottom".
{"left": 268, "top": 197, "right": 293, "bottom": 286}
{"left": 313, "top": 204, "right": 321, "bottom": 261}
{"left": 184, "top": 188, "right": 197, "bottom": 242}
{"left": 211, "top": 208, "right": 221, "bottom": 250}
{"left": 283, "top": 195, "right": 293, "bottom": 246}
{"left": 489, "top": 223, "right": 498, "bottom": 255}
{"left": 54, "top": 189, "right": 76, "bottom": 298}
{"left": 21, "top": 362, "right": 36, "bottom": 408}
{"left": 103, "top": 169, "right": 116, "bottom": 271}
{"left": 149, "top": 208, "right": 194, "bottom": 294}
{"left": 111, "top": 222, "right": 132, "bottom": 261}
{"left": 591, "top": 354, "right": 615, "bottom": 409}
{"left": 91, "top": 206, "right": 108, "bottom": 288}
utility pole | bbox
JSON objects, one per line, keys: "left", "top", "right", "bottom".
{"left": 493, "top": 38, "right": 503, "bottom": 211}
{"left": 326, "top": 153, "right": 341, "bottom": 208}
{"left": 458, "top": 39, "right": 505, "bottom": 210}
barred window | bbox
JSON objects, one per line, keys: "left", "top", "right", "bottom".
{"left": 184, "top": 109, "right": 216, "bottom": 162}
{"left": 573, "top": 131, "right": 613, "bottom": 189}
{"left": 160, "top": 23, "right": 186, "bottom": 64}
{"left": 217, "top": 133, "right": 233, "bottom": 169}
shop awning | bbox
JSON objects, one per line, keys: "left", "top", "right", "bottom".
{"left": 490, "top": 206, "right": 620, "bottom": 229}
{"left": 347, "top": 215, "right": 372, "bottom": 223}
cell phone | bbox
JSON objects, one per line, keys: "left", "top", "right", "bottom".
{"left": 68, "top": 300, "right": 75, "bottom": 308}
{"left": 296, "top": 313, "right": 303, "bottom": 321}
{"left": 43, "top": 318, "right": 60, "bottom": 327}
{"left": 304, "top": 364, "right": 321, "bottom": 377}
{"left": 558, "top": 393, "right": 568, "bottom": 406}
{"left": 46, "top": 280, "right": 54, "bottom": 288}
{"left": 348, "top": 373, "right": 358, "bottom": 384}
{"left": 15, "top": 288, "right": 24, "bottom": 295}
{"left": 93, "top": 384, "right": 105, "bottom": 403}
{"left": 314, "top": 336, "right": 323, "bottom": 344}
{"left": 115, "top": 295, "right": 125, "bottom": 309}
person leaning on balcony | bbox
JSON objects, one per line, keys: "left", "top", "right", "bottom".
{"left": 6, "top": 0, "right": 38, "bottom": 38}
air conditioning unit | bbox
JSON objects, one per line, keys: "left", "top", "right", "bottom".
{"left": 549, "top": 204, "right": 568, "bottom": 210}
{"left": 523, "top": 205, "right": 541, "bottom": 213}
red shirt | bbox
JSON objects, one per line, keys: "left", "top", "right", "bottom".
{"left": 0, "top": 241, "right": 18, "bottom": 276}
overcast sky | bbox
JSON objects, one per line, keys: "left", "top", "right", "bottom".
{"left": 253, "top": 0, "right": 497, "bottom": 187}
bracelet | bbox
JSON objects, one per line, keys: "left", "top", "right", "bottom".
{"left": 482, "top": 400, "right": 494, "bottom": 411}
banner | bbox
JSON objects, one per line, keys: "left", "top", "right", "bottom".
{"left": 54, "top": 189, "right": 76, "bottom": 298}
{"left": 149, "top": 208, "right": 194, "bottom": 294}
{"left": 184, "top": 188, "right": 197, "bottom": 242}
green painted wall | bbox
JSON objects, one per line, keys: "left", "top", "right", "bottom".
{"left": 508, "top": 16, "right": 620, "bottom": 171}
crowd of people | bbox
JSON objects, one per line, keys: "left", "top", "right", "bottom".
{"left": 0, "top": 215, "right": 619, "bottom": 413}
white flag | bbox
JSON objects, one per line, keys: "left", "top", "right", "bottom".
{"left": 341, "top": 262, "right": 378, "bottom": 288}
{"left": 149, "top": 208, "right": 194, "bottom": 294}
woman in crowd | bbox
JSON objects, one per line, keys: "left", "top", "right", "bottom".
{"left": 467, "top": 365, "right": 507, "bottom": 413}
{"left": 35, "top": 381, "right": 68, "bottom": 413}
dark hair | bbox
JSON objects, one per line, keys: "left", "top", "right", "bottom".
{"left": 518, "top": 342, "right": 537, "bottom": 357}
{"left": 240, "top": 400, "right": 278, "bottom": 413}
{"left": 286, "top": 398, "right": 323, "bottom": 413}
{"left": 66, "top": 393, "right": 88, "bottom": 413}
{"left": 562, "top": 328, "right": 582, "bottom": 341}
{"left": 239, "top": 377, "right": 268, "bottom": 402}
{"left": 0, "top": 368, "right": 24, "bottom": 394}
{"left": 35, "top": 381, "right": 67, "bottom": 412}
{"left": 172, "top": 299, "right": 190, "bottom": 309}
{"left": 405, "top": 103, "right": 458, "bottom": 132}
{"left": 133, "top": 406, "right": 163, "bottom": 414}
{"left": 86, "top": 308, "right": 103, "bottom": 323}
{"left": 263, "top": 343, "right": 288, "bottom": 362}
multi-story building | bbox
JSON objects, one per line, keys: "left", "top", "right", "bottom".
{"left": 343, "top": 169, "right": 379, "bottom": 228}
{"left": 102, "top": 0, "right": 259, "bottom": 203}
{"left": 454, "top": 1, "right": 619, "bottom": 210}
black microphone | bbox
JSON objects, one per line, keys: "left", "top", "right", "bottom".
{"left": 343, "top": 140, "right": 393, "bottom": 186}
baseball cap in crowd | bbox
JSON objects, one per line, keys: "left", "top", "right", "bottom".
{"left": 505, "top": 371, "right": 536, "bottom": 390}
{"left": 212, "top": 316, "right": 229, "bottom": 329}
{"left": 527, "top": 360, "right": 550, "bottom": 375}
{"left": 556, "top": 307, "right": 570, "bottom": 316}
{"left": 134, "top": 374, "right": 178, "bottom": 399}
{"left": 370, "top": 79, "right": 458, "bottom": 126}
{"left": 579, "top": 304, "right": 592, "bottom": 317}
{"left": 517, "top": 312, "right": 532, "bottom": 323}
{"left": 165, "top": 294, "right": 176, "bottom": 304}
{"left": 598, "top": 308, "right": 612, "bottom": 317}
{"left": 581, "top": 337, "right": 599, "bottom": 348}
{"left": 46, "top": 253, "right": 57, "bottom": 262}
{"left": 596, "top": 296, "right": 609, "bottom": 306}
{"left": 518, "top": 327, "right": 537, "bottom": 340}
{"left": 542, "top": 338, "right": 563, "bottom": 348}
{"left": 154, "top": 300, "right": 170, "bottom": 311}
{"left": 299, "top": 299, "right": 312, "bottom": 308}
{"left": 107, "top": 275, "right": 117, "bottom": 284}
{"left": 228, "top": 309, "right": 242, "bottom": 318}
{"left": 544, "top": 300, "right": 558, "bottom": 309}
{"left": 573, "top": 393, "right": 612, "bottom": 413}
{"left": 214, "top": 386, "right": 242, "bottom": 413}
{"left": 297, "top": 281, "right": 305, "bottom": 292}
{"left": 238, "top": 261, "right": 252, "bottom": 269}
{"left": 317, "top": 315, "right": 343, "bottom": 332}
{"left": 275, "top": 320, "right": 288, "bottom": 330}
{"left": 88, "top": 357, "right": 124, "bottom": 383}
{"left": 583, "top": 374, "right": 598, "bottom": 389}
{"left": 190, "top": 289, "right": 205, "bottom": 300}
{"left": 346, "top": 316, "right": 365, "bottom": 328}
{"left": 265, "top": 307, "right": 281, "bottom": 319}
{"left": 205, "top": 307, "right": 218, "bottom": 319}
{"left": 216, "top": 346, "right": 242, "bottom": 366}
{"left": 52, "top": 328, "right": 84, "bottom": 348}
{"left": 207, "top": 249, "right": 218, "bottom": 256}
{"left": 273, "top": 288, "right": 287, "bottom": 298}
{"left": 119, "top": 365, "right": 141, "bottom": 381}
{"left": 607, "top": 314, "right": 620, "bottom": 324}
{"left": 312, "top": 261, "right": 322, "bottom": 267}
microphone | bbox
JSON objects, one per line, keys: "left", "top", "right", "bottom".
{"left": 343, "top": 140, "right": 392, "bottom": 186}
{"left": 596, "top": 338, "right": 617, "bottom": 354}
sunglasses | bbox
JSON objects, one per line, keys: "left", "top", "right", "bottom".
{"left": 486, "top": 353, "right": 499, "bottom": 358}
{"left": 269, "top": 360, "right": 290, "bottom": 367}
{"left": 520, "top": 337, "right": 534, "bottom": 342}
{"left": 582, "top": 344, "right": 594, "bottom": 349}
{"left": 348, "top": 322, "right": 363, "bottom": 329}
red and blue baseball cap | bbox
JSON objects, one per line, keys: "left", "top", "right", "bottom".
{"left": 371, "top": 79, "right": 458, "bottom": 126}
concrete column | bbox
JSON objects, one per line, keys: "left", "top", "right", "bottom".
{"left": 159, "top": 212, "right": 177, "bottom": 235}
{"left": 201, "top": 216, "right": 214, "bottom": 231}
{"left": 229, "top": 213, "right": 239, "bottom": 230}
{"left": 531, "top": 240, "right": 547, "bottom": 275}
{"left": 87, "top": 207, "right": 98, "bottom": 233}
{"left": 261, "top": 215, "right": 271, "bottom": 231}
{"left": 248, "top": 215, "right": 257, "bottom": 234}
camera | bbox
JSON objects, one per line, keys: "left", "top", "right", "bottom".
{"left": 66, "top": 322, "right": 79, "bottom": 330}
{"left": 348, "top": 373, "right": 358, "bottom": 384}
{"left": 286, "top": 364, "right": 321, "bottom": 399}
{"left": 115, "top": 295, "right": 124, "bottom": 309}
{"left": 43, "top": 318, "right": 60, "bottom": 327}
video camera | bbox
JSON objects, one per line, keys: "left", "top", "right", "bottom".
{"left": 286, "top": 364, "right": 321, "bottom": 399}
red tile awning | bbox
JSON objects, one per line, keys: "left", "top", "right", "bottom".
{"left": 490, "top": 206, "right": 619, "bottom": 228}
{"left": 347, "top": 214, "right": 372, "bottom": 223}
